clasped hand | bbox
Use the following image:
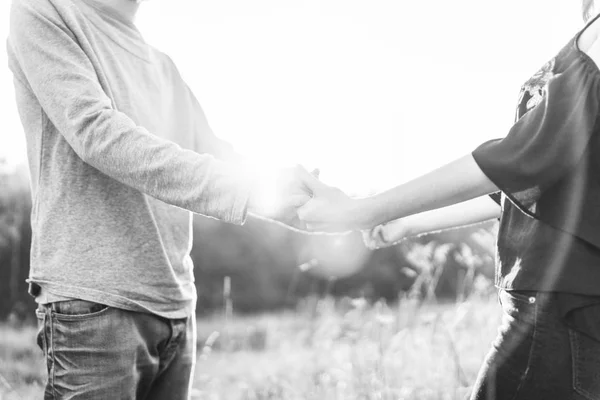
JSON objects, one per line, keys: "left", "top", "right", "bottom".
{"left": 248, "top": 165, "right": 362, "bottom": 233}
{"left": 248, "top": 165, "right": 410, "bottom": 249}
{"left": 297, "top": 175, "right": 411, "bottom": 249}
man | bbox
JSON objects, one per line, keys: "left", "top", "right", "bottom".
{"left": 7, "top": 0, "right": 313, "bottom": 398}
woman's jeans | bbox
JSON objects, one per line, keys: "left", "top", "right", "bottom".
{"left": 471, "top": 290, "right": 600, "bottom": 400}
{"left": 35, "top": 300, "right": 196, "bottom": 400}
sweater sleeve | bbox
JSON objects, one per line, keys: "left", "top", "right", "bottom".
{"left": 472, "top": 53, "right": 600, "bottom": 215}
{"left": 8, "top": 0, "right": 252, "bottom": 224}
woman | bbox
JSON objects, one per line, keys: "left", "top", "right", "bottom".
{"left": 297, "top": 1, "right": 600, "bottom": 399}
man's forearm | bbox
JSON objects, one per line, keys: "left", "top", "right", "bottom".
{"left": 62, "top": 105, "right": 253, "bottom": 224}
{"left": 361, "top": 154, "right": 499, "bottom": 227}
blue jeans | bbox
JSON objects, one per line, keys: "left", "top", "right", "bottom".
{"left": 35, "top": 300, "right": 196, "bottom": 400}
{"left": 471, "top": 290, "right": 600, "bottom": 400}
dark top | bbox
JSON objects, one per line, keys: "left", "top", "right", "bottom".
{"left": 472, "top": 14, "right": 600, "bottom": 339}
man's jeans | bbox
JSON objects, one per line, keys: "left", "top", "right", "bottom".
{"left": 35, "top": 300, "right": 196, "bottom": 400}
{"left": 471, "top": 290, "right": 600, "bottom": 400}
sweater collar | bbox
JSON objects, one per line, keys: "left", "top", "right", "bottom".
{"left": 77, "top": 0, "right": 153, "bottom": 63}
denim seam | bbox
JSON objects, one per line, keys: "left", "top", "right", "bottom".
{"left": 509, "top": 297, "right": 538, "bottom": 400}
{"left": 570, "top": 330, "right": 599, "bottom": 400}
{"left": 570, "top": 330, "right": 582, "bottom": 398}
{"left": 46, "top": 306, "right": 57, "bottom": 400}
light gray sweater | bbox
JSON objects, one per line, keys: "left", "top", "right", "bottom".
{"left": 7, "top": 0, "right": 252, "bottom": 318}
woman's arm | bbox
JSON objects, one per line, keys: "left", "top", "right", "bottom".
{"left": 299, "top": 17, "right": 600, "bottom": 234}
{"left": 363, "top": 195, "right": 500, "bottom": 249}
{"left": 298, "top": 154, "right": 499, "bottom": 232}
{"left": 359, "top": 154, "right": 499, "bottom": 228}
{"left": 299, "top": 45, "right": 600, "bottom": 233}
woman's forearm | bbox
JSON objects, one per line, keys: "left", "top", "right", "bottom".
{"left": 401, "top": 196, "right": 501, "bottom": 237}
{"left": 361, "top": 154, "right": 499, "bottom": 227}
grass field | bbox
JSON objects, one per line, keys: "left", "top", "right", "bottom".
{"left": 0, "top": 293, "right": 501, "bottom": 400}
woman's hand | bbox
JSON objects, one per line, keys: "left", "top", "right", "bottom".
{"left": 297, "top": 176, "right": 371, "bottom": 233}
{"left": 362, "top": 218, "right": 410, "bottom": 249}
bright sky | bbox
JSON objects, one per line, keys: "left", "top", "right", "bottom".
{"left": 0, "top": 0, "right": 582, "bottom": 194}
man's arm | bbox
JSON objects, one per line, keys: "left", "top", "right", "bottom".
{"left": 8, "top": 1, "right": 254, "bottom": 223}
{"left": 363, "top": 196, "right": 500, "bottom": 249}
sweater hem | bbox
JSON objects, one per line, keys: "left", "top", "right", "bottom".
{"left": 28, "top": 279, "right": 195, "bottom": 319}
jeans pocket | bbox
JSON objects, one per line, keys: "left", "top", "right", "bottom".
{"left": 51, "top": 299, "right": 110, "bottom": 321}
{"left": 570, "top": 329, "right": 600, "bottom": 400}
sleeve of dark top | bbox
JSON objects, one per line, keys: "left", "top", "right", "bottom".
{"left": 489, "top": 192, "right": 502, "bottom": 206}
{"left": 472, "top": 56, "right": 600, "bottom": 211}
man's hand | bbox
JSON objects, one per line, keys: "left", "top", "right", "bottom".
{"left": 248, "top": 165, "right": 317, "bottom": 231}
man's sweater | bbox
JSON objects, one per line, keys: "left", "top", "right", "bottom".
{"left": 7, "top": 0, "right": 251, "bottom": 318}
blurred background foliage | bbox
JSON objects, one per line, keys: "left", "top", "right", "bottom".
{"left": 0, "top": 160, "right": 496, "bottom": 322}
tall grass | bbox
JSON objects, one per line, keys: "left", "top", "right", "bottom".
{"left": 192, "top": 290, "right": 500, "bottom": 400}
{"left": 0, "top": 323, "right": 45, "bottom": 400}
{"left": 0, "top": 293, "right": 500, "bottom": 400}
{"left": 0, "top": 258, "right": 501, "bottom": 400}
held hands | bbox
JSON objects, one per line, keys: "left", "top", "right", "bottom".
{"left": 294, "top": 172, "right": 413, "bottom": 246}
{"left": 247, "top": 165, "right": 318, "bottom": 231}
{"left": 247, "top": 165, "right": 400, "bottom": 239}
{"left": 296, "top": 175, "right": 369, "bottom": 233}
